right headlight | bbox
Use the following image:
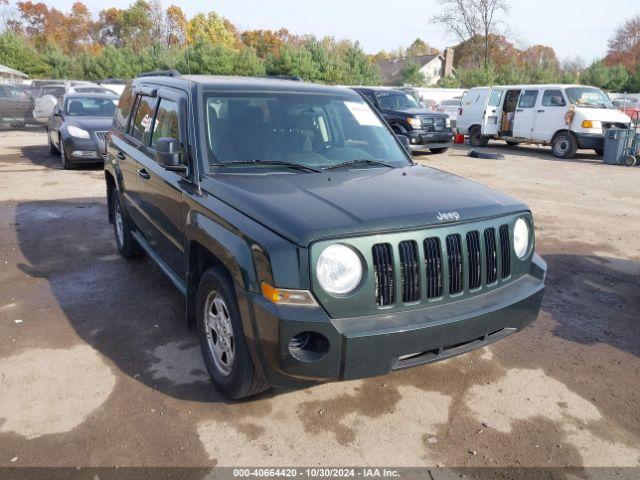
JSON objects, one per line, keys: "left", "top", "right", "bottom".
{"left": 513, "top": 218, "right": 530, "bottom": 259}
{"left": 406, "top": 117, "right": 422, "bottom": 129}
{"left": 316, "top": 244, "right": 363, "bottom": 295}
{"left": 67, "top": 125, "right": 90, "bottom": 139}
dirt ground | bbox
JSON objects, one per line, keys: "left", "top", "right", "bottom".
{"left": 0, "top": 132, "right": 639, "bottom": 471}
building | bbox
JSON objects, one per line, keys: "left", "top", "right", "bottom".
{"left": 0, "top": 64, "right": 29, "bottom": 83}
{"left": 376, "top": 48, "right": 455, "bottom": 87}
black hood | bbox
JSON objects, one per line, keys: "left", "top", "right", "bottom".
{"left": 65, "top": 116, "right": 113, "bottom": 131}
{"left": 201, "top": 165, "right": 528, "bottom": 246}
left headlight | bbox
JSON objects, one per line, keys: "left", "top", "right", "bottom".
{"left": 513, "top": 217, "right": 531, "bottom": 259}
{"left": 316, "top": 244, "right": 363, "bottom": 295}
{"left": 407, "top": 117, "right": 422, "bottom": 129}
{"left": 67, "top": 126, "right": 90, "bottom": 139}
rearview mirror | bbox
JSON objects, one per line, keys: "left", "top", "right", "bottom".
{"left": 155, "top": 137, "right": 186, "bottom": 172}
{"left": 396, "top": 134, "right": 411, "bottom": 152}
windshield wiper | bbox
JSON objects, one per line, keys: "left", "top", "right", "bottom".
{"left": 323, "top": 159, "right": 395, "bottom": 171}
{"left": 212, "top": 160, "right": 321, "bottom": 173}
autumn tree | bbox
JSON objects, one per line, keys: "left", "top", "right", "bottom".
{"left": 165, "top": 5, "right": 187, "bottom": 47}
{"left": 605, "top": 15, "right": 640, "bottom": 73}
{"left": 405, "top": 38, "right": 440, "bottom": 57}
{"left": 187, "top": 12, "right": 236, "bottom": 48}
{"left": 241, "top": 28, "right": 291, "bottom": 59}
{"left": 433, "top": 0, "right": 510, "bottom": 68}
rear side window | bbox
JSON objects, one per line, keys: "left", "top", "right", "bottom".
{"left": 129, "top": 95, "right": 158, "bottom": 144}
{"left": 542, "top": 90, "right": 566, "bottom": 107}
{"left": 519, "top": 90, "right": 539, "bottom": 108}
{"left": 151, "top": 99, "right": 180, "bottom": 148}
{"left": 488, "top": 90, "right": 504, "bottom": 107}
{"left": 113, "top": 86, "right": 135, "bottom": 132}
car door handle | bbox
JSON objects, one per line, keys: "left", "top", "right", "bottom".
{"left": 137, "top": 168, "right": 150, "bottom": 180}
{"left": 516, "top": 109, "right": 524, "bottom": 112}
{"left": 116, "top": 151, "right": 126, "bottom": 160}
{"left": 537, "top": 110, "right": 545, "bottom": 113}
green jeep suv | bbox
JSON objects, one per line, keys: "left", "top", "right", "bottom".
{"left": 105, "top": 73, "right": 546, "bottom": 399}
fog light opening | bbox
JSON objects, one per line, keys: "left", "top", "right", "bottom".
{"left": 288, "top": 332, "right": 329, "bottom": 363}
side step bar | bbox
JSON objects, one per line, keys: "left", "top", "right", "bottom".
{"left": 131, "top": 230, "right": 187, "bottom": 296}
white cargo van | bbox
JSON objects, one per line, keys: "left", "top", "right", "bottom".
{"left": 456, "top": 85, "right": 632, "bottom": 158}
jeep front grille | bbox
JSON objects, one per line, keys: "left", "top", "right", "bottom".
{"left": 372, "top": 223, "right": 512, "bottom": 307}
{"left": 424, "top": 237, "right": 443, "bottom": 299}
{"left": 399, "top": 240, "right": 420, "bottom": 303}
{"left": 499, "top": 225, "right": 511, "bottom": 278}
{"left": 372, "top": 243, "right": 395, "bottom": 306}
{"left": 420, "top": 116, "right": 446, "bottom": 132}
{"left": 466, "top": 231, "right": 482, "bottom": 290}
{"left": 484, "top": 227, "right": 498, "bottom": 284}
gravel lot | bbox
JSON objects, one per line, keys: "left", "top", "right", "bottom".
{"left": 0, "top": 132, "right": 639, "bottom": 470}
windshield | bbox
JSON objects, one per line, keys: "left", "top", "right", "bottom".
{"left": 375, "top": 91, "right": 420, "bottom": 110}
{"left": 203, "top": 92, "right": 411, "bottom": 173}
{"left": 565, "top": 87, "right": 613, "bottom": 108}
{"left": 65, "top": 97, "right": 118, "bottom": 116}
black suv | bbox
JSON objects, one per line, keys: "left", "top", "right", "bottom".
{"left": 353, "top": 87, "right": 454, "bottom": 154}
{"left": 105, "top": 73, "right": 546, "bottom": 399}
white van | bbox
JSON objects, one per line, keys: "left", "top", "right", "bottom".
{"left": 456, "top": 85, "right": 633, "bottom": 158}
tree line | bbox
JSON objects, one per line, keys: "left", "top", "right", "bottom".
{"left": 0, "top": 0, "right": 380, "bottom": 84}
{"left": 1, "top": 0, "right": 640, "bottom": 92}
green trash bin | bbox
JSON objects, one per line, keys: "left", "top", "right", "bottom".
{"left": 603, "top": 128, "right": 631, "bottom": 165}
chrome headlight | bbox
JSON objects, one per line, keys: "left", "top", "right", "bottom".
{"left": 67, "top": 126, "right": 90, "bottom": 139}
{"left": 316, "top": 244, "right": 363, "bottom": 295}
{"left": 406, "top": 117, "right": 422, "bottom": 129}
{"left": 513, "top": 218, "right": 530, "bottom": 259}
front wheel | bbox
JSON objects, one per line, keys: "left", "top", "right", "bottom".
{"left": 197, "top": 267, "right": 269, "bottom": 400}
{"left": 429, "top": 147, "right": 449, "bottom": 154}
{"left": 60, "top": 141, "right": 73, "bottom": 169}
{"left": 48, "top": 129, "right": 59, "bottom": 155}
{"left": 469, "top": 126, "right": 489, "bottom": 147}
{"left": 551, "top": 132, "right": 578, "bottom": 159}
{"left": 111, "top": 193, "right": 143, "bottom": 258}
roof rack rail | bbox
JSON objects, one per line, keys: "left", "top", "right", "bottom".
{"left": 259, "top": 75, "right": 302, "bottom": 82}
{"left": 137, "top": 70, "right": 181, "bottom": 78}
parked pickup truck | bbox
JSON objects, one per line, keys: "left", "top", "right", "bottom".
{"left": 105, "top": 73, "right": 546, "bottom": 399}
{"left": 353, "top": 87, "right": 454, "bottom": 153}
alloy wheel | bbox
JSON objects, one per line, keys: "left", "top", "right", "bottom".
{"left": 204, "top": 291, "right": 235, "bottom": 377}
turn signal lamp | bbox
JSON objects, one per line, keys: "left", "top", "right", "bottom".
{"left": 261, "top": 282, "right": 318, "bottom": 306}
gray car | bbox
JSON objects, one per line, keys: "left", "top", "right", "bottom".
{"left": 47, "top": 93, "right": 119, "bottom": 169}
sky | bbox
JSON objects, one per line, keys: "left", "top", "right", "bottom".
{"left": 14, "top": 0, "right": 640, "bottom": 62}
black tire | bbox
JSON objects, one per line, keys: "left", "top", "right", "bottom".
{"left": 623, "top": 155, "right": 637, "bottom": 167}
{"left": 60, "top": 141, "right": 73, "bottom": 170}
{"left": 48, "top": 129, "right": 59, "bottom": 155}
{"left": 197, "top": 266, "right": 270, "bottom": 400}
{"left": 551, "top": 132, "right": 578, "bottom": 159}
{"left": 469, "top": 126, "right": 489, "bottom": 147}
{"left": 111, "top": 193, "right": 144, "bottom": 258}
{"left": 506, "top": 141, "right": 520, "bottom": 146}
{"left": 594, "top": 148, "right": 604, "bottom": 157}
{"left": 429, "top": 147, "right": 449, "bottom": 154}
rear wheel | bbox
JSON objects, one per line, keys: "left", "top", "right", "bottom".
{"left": 197, "top": 267, "right": 269, "bottom": 399}
{"left": 111, "top": 193, "right": 143, "bottom": 258}
{"left": 551, "top": 132, "right": 578, "bottom": 159}
{"left": 429, "top": 147, "right": 449, "bottom": 154}
{"left": 469, "top": 125, "right": 489, "bottom": 147}
{"left": 623, "top": 155, "right": 637, "bottom": 167}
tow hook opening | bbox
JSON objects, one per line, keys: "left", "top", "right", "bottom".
{"left": 288, "top": 332, "right": 329, "bottom": 363}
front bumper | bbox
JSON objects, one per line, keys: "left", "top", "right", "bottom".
{"left": 407, "top": 130, "right": 454, "bottom": 151}
{"left": 63, "top": 137, "right": 106, "bottom": 163}
{"left": 248, "top": 253, "right": 546, "bottom": 387}
{"left": 575, "top": 132, "right": 604, "bottom": 150}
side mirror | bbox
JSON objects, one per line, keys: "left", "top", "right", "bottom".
{"left": 155, "top": 137, "right": 186, "bottom": 172}
{"left": 397, "top": 134, "right": 411, "bottom": 152}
